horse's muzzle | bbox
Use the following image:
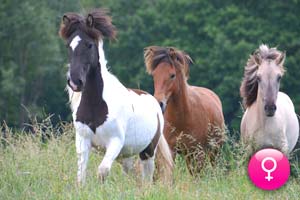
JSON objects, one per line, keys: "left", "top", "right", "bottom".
{"left": 67, "top": 78, "right": 82, "bottom": 92}
{"left": 264, "top": 104, "right": 276, "bottom": 117}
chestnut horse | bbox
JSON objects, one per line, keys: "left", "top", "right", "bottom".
{"left": 144, "top": 46, "right": 225, "bottom": 174}
{"left": 240, "top": 44, "right": 299, "bottom": 154}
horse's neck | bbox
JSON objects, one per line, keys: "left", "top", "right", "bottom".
{"left": 97, "top": 40, "right": 128, "bottom": 98}
{"left": 81, "top": 67, "right": 103, "bottom": 102}
{"left": 166, "top": 79, "right": 190, "bottom": 122}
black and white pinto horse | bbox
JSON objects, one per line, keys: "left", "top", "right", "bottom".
{"left": 59, "top": 9, "right": 173, "bottom": 184}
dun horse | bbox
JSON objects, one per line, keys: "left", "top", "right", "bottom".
{"left": 240, "top": 44, "right": 299, "bottom": 154}
{"left": 144, "top": 46, "right": 225, "bottom": 174}
{"left": 59, "top": 9, "right": 173, "bottom": 185}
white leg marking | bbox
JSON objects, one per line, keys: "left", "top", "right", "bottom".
{"left": 70, "top": 35, "right": 81, "bottom": 51}
{"left": 98, "top": 138, "right": 124, "bottom": 182}
{"left": 76, "top": 133, "right": 91, "bottom": 185}
{"left": 140, "top": 157, "right": 155, "bottom": 182}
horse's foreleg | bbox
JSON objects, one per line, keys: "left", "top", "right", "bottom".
{"left": 98, "top": 138, "right": 123, "bottom": 182}
{"left": 281, "top": 134, "right": 289, "bottom": 155}
{"left": 76, "top": 133, "right": 91, "bottom": 186}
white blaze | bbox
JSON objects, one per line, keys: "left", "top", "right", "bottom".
{"left": 70, "top": 35, "right": 81, "bottom": 51}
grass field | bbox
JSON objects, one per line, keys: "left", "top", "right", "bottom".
{"left": 1, "top": 122, "right": 300, "bottom": 200}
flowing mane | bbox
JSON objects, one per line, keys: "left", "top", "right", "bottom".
{"left": 144, "top": 46, "right": 193, "bottom": 79}
{"left": 240, "top": 44, "right": 285, "bottom": 108}
{"left": 59, "top": 8, "right": 116, "bottom": 41}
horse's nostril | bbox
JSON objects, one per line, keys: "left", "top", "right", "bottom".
{"left": 264, "top": 104, "right": 276, "bottom": 112}
{"left": 78, "top": 79, "right": 83, "bottom": 86}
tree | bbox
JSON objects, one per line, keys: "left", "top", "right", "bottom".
{"left": 0, "top": 0, "right": 79, "bottom": 127}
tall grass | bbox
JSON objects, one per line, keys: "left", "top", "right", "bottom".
{"left": 0, "top": 122, "right": 299, "bottom": 200}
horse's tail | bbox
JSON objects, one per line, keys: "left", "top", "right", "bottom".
{"left": 155, "top": 113, "right": 174, "bottom": 183}
{"left": 156, "top": 134, "right": 174, "bottom": 183}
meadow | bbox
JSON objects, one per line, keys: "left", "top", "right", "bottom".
{"left": 1, "top": 122, "right": 300, "bottom": 200}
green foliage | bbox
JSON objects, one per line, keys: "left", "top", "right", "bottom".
{"left": 1, "top": 0, "right": 300, "bottom": 131}
{"left": 0, "top": 0, "right": 80, "bottom": 126}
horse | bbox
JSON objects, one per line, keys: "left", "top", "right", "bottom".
{"left": 240, "top": 44, "right": 299, "bottom": 155}
{"left": 144, "top": 46, "right": 226, "bottom": 174}
{"left": 59, "top": 9, "right": 173, "bottom": 185}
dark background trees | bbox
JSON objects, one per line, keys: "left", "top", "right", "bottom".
{"left": 1, "top": 0, "right": 299, "bottom": 132}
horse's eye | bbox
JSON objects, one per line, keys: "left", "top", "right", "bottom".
{"left": 87, "top": 43, "right": 93, "bottom": 49}
{"left": 277, "top": 75, "right": 282, "bottom": 82}
{"left": 170, "top": 74, "right": 176, "bottom": 80}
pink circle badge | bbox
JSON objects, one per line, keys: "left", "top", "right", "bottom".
{"left": 248, "top": 148, "right": 290, "bottom": 190}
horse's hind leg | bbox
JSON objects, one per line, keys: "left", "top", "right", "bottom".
{"left": 140, "top": 156, "right": 155, "bottom": 182}
{"left": 121, "top": 157, "right": 135, "bottom": 175}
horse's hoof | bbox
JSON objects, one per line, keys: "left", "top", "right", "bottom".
{"left": 97, "top": 166, "right": 110, "bottom": 183}
{"left": 77, "top": 180, "right": 83, "bottom": 187}
{"left": 76, "top": 176, "right": 86, "bottom": 187}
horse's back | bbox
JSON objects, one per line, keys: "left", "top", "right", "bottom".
{"left": 277, "top": 92, "right": 299, "bottom": 151}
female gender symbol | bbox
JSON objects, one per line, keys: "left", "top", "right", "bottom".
{"left": 261, "top": 157, "right": 277, "bottom": 181}
{"left": 248, "top": 148, "right": 290, "bottom": 190}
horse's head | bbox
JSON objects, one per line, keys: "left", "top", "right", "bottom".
{"left": 144, "top": 46, "right": 192, "bottom": 112}
{"left": 66, "top": 29, "right": 99, "bottom": 92}
{"left": 152, "top": 61, "right": 177, "bottom": 112}
{"left": 256, "top": 49, "right": 285, "bottom": 117}
{"left": 59, "top": 9, "right": 116, "bottom": 92}
{"left": 241, "top": 45, "right": 286, "bottom": 117}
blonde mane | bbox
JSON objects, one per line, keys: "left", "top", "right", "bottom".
{"left": 144, "top": 46, "right": 193, "bottom": 79}
{"left": 240, "top": 44, "right": 286, "bottom": 108}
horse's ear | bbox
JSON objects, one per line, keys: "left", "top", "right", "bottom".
{"left": 253, "top": 53, "right": 261, "bottom": 66}
{"left": 276, "top": 51, "right": 286, "bottom": 66}
{"left": 63, "top": 15, "right": 70, "bottom": 25}
{"left": 87, "top": 9, "right": 117, "bottom": 40}
{"left": 86, "top": 14, "right": 94, "bottom": 28}
{"left": 144, "top": 47, "right": 153, "bottom": 53}
{"left": 144, "top": 47, "right": 154, "bottom": 59}
{"left": 169, "top": 48, "right": 177, "bottom": 60}
{"left": 144, "top": 46, "right": 156, "bottom": 74}
{"left": 184, "top": 53, "right": 193, "bottom": 66}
